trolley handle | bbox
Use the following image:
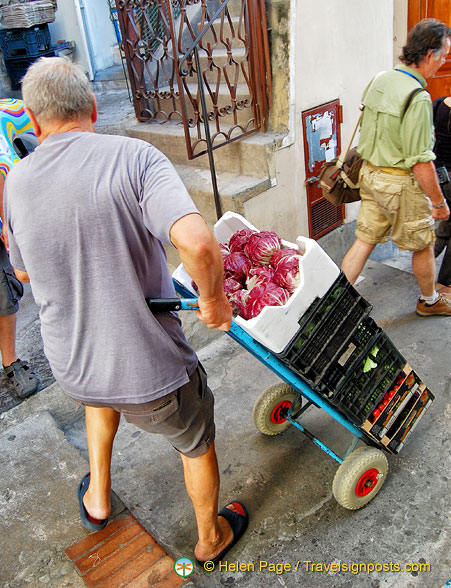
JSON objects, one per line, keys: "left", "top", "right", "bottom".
{"left": 146, "top": 297, "right": 199, "bottom": 312}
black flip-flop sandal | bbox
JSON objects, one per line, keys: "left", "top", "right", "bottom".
{"left": 197, "top": 501, "right": 249, "bottom": 565}
{"left": 77, "top": 473, "right": 108, "bottom": 532}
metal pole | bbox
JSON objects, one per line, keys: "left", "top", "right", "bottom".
{"left": 194, "top": 46, "right": 222, "bottom": 220}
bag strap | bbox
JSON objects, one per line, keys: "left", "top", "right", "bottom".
{"left": 336, "top": 107, "right": 364, "bottom": 167}
{"left": 336, "top": 71, "right": 385, "bottom": 168}
{"left": 401, "top": 87, "right": 427, "bottom": 120}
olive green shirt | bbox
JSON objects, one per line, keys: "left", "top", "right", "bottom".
{"left": 357, "top": 65, "right": 435, "bottom": 170}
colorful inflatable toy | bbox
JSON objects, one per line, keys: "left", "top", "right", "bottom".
{"left": 0, "top": 98, "right": 36, "bottom": 179}
{"left": 0, "top": 98, "right": 36, "bottom": 229}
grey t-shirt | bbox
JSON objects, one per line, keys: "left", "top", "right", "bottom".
{"left": 5, "top": 131, "right": 199, "bottom": 404}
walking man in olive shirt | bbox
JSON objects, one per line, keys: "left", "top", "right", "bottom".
{"left": 342, "top": 19, "right": 451, "bottom": 317}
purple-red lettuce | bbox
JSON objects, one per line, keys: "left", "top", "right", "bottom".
{"left": 223, "top": 252, "right": 252, "bottom": 282}
{"left": 244, "top": 231, "right": 282, "bottom": 265}
{"left": 270, "top": 248, "right": 299, "bottom": 268}
{"left": 245, "top": 282, "right": 290, "bottom": 318}
{"left": 227, "top": 288, "right": 252, "bottom": 319}
{"left": 273, "top": 266, "right": 300, "bottom": 293}
{"left": 220, "top": 243, "right": 230, "bottom": 259}
{"left": 228, "top": 229, "right": 257, "bottom": 253}
{"left": 223, "top": 277, "right": 242, "bottom": 296}
{"left": 245, "top": 265, "right": 275, "bottom": 290}
{"left": 271, "top": 249, "right": 301, "bottom": 293}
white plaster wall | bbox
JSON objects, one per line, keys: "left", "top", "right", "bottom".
{"left": 48, "top": 2, "right": 91, "bottom": 75}
{"left": 49, "top": 1, "right": 117, "bottom": 77}
{"left": 297, "top": 0, "right": 393, "bottom": 230}
{"left": 246, "top": 0, "right": 395, "bottom": 242}
{"left": 393, "top": 0, "right": 408, "bottom": 65}
{"left": 81, "top": 0, "right": 117, "bottom": 73}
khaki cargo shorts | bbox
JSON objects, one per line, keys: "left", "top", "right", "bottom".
{"left": 355, "top": 161, "right": 435, "bottom": 251}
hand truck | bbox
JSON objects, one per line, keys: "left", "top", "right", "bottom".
{"left": 147, "top": 288, "right": 390, "bottom": 511}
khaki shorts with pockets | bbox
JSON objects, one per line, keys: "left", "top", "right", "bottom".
{"left": 355, "top": 161, "right": 435, "bottom": 251}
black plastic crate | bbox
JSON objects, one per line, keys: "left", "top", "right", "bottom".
{"left": 277, "top": 272, "right": 372, "bottom": 386}
{"left": 4, "top": 49, "right": 55, "bottom": 90}
{"left": 0, "top": 25, "right": 51, "bottom": 59}
{"left": 325, "top": 329, "right": 406, "bottom": 426}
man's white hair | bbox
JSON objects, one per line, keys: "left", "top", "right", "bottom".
{"left": 22, "top": 56, "right": 93, "bottom": 123}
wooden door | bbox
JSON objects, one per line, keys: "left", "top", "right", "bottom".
{"left": 301, "top": 100, "right": 343, "bottom": 239}
{"left": 408, "top": 0, "right": 451, "bottom": 100}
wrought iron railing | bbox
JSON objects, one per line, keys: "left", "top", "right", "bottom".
{"left": 115, "top": 0, "right": 271, "bottom": 219}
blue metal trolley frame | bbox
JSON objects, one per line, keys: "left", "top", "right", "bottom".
{"left": 148, "top": 284, "right": 390, "bottom": 509}
{"left": 170, "top": 282, "right": 369, "bottom": 467}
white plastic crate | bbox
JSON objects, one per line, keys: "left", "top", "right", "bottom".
{"left": 173, "top": 211, "right": 340, "bottom": 353}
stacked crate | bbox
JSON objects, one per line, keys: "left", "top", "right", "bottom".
{"left": 0, "top": 24, "right": 55, "bottom": 90}
{"left": 175, "top": 211, "right": 434, "bottom": 455}
{"left": 275, "top": 274, "right": 434, "bottom": 453}
{"left": 360, "top": 364, "right": 434, "bottom": 454}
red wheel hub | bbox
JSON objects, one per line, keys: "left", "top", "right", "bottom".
{"left": 355, "top": 468, "right": 379, "bottom": 497}
{"left": 271, "top": 400, "right": 292, "bottom": 424}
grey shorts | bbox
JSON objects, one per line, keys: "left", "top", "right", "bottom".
{"left": 0, "top": 241, "right": 23, "bottom": 316}
{"left": 77, "top": 363, "right": 215, "bottom": 458}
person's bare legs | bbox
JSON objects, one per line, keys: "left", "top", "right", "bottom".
{"left": 341, "top": 238, "right": 376, "bottom": 284}
{"left": 83, "top": 406, "right": 121, "bottom": 520}
{"left": 0, "top": 313, "right": 18, "bottom": 366}
{"left": 180, "top": 443, "right": 235, "bottom": 562}
{"left": 412, "top": 244, "right": 436, "bottom": 297}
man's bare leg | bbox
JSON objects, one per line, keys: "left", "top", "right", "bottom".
{"left": 0, "top": 313, "right": 18, "bottom": 366}
{"left": 341, "top": 238, "right": 376, "bottom": 284}
{"left": 180, "top": 443, "right": 235, "bottom": 562}
{"left": 412, "top": 244, "right": 436, "bottom": 298}
{"left": 83, "top": 406, "right": 121, "bottom": 520}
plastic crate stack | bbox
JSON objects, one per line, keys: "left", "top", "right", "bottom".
{"left": 0, "top": 24, "right": 55, "bottom": 90}
{"left": 276, "top": 272, "right": 434, "bottom": 454}
{"left": 186, "top": 212, "right": 434, "bottom": 456}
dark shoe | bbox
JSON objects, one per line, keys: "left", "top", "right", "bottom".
{"left": 78, "top": 473, "right": 108, "bottom": 532}
{"left": 416, "top": 294, "right": 451, "bottom": 316}
{"left": 3, "top": 359, "right": 39, "bottom": 399}
{"left": 196, "top": 501, "right": 248, "bottom": 565}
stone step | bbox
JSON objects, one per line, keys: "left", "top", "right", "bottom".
{"left": 91, "top": 77, "right": 129, "bottom": 92}
{"left": 163, "top": 162, "right": 271, "bottom": 268}
{"left": 91, "top": 69, "right": 129, "bottom": 92}
{"left": 217, "top": 0, "right": 243, "bottom": 16}
{"left": 163, "top": 162, "right": 273, "bottom": 349}
{"left": 188, "top": 45, "right": 248, "bottom": 86}
{"left": 191, "top": 14, "right": 245, "bottom": 49}
{"left": 178, "top": 163, "right": 271, "bottom": 225}
{"left": 159, "top": 79, "right": 254, "bottom": 127}
{"left": 126, "top": 118, "right": 284, "bottom": 177}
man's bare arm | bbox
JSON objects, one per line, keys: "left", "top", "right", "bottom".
{"left": 412, "top": 161, "right": 450, "bottom": 220}
{"left": 170, "top": 213, "right": 232, "bottom": 331}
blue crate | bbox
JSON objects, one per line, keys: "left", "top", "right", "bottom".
{"left": 4, "top": 49, "right": 55, "bottom": 90}
{"left": 0, "top": 25, "right": 51, "bottom": 59}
